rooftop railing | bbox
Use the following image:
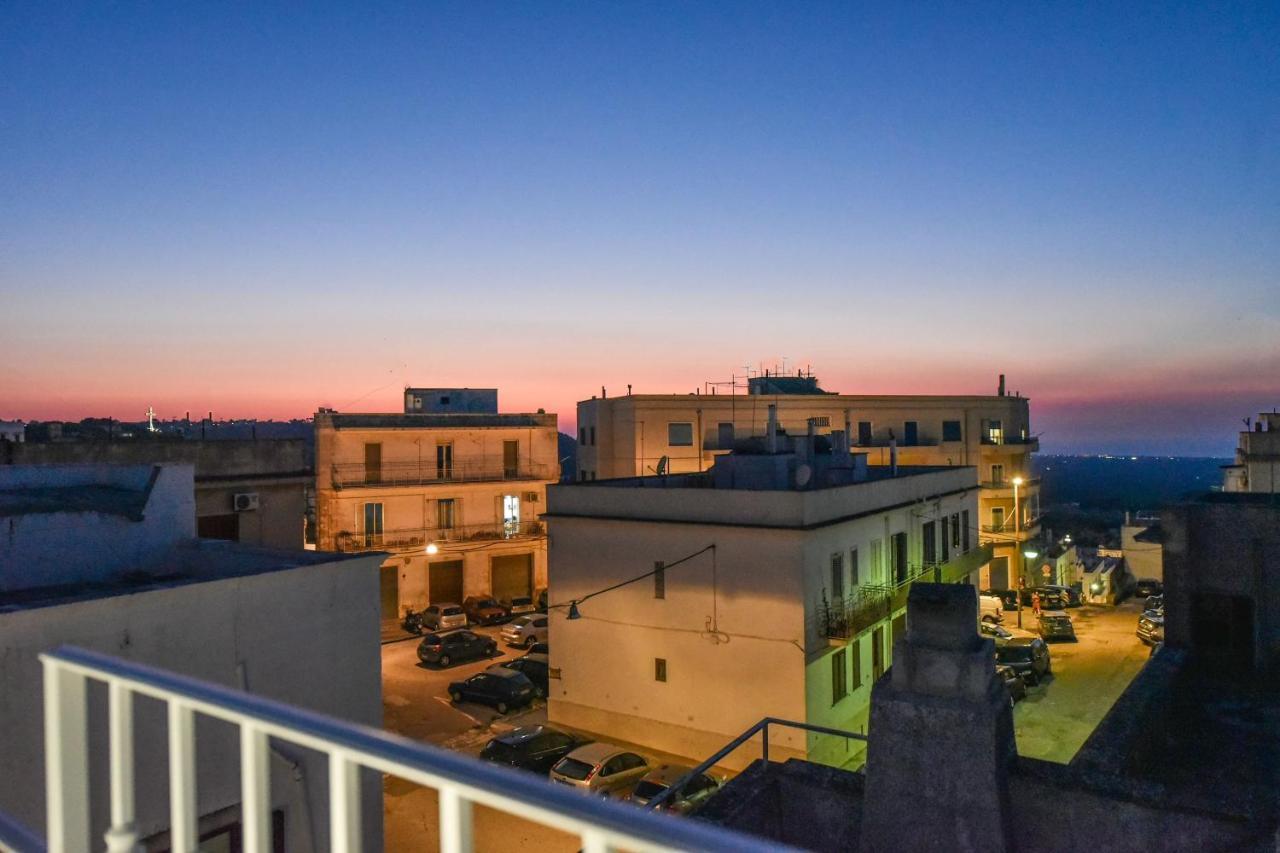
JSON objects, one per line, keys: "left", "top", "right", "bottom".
{"left": 979, "top": 435, "right": 1039, "bottom": 448}
{"left": 331, "top": 461, "right": 558, "bottom": 489}
{"left": 34, "top": 645, "right": 783, "bottom": 853}
{"left": 335, "top": 520, "right": 545, "bottom": 552}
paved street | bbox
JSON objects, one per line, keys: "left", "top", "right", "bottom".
{"left": 1011, "top": 599, "right": 1152, "bottom": 763}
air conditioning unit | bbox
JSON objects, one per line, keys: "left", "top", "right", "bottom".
{"left": 233, "top": 493, "right": 259, "bottom": 512}
{"left": 523, "top": 492, "right": 540, "bottom": 503}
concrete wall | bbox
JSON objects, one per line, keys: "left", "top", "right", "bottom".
{"left": 0, "top": 551, "right": 384, "bottom": 851}
{"left": 0, "top": 464, "right": 195, "bottom": 592}
{"left": 1121, "top": 524, "right": 1163, "bottom": 583}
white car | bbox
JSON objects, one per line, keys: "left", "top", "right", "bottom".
{"left": 979, "top": 594, "right": 1004, "bottom": 625}
{"left": 501, "top": 614, "right": 549, "bottom": 649}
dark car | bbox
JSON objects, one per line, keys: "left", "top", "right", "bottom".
{"left": 997, "top": 664, "right": 1027, "bottom": 704}
{"left": 1042, "top": 584, "right": 1082, "bottom": 608}
{"left": 463, "top": 596, "right": 507, "bottom": 626}
{"left": 1026, "top": 587, "right": 1070, "bottom": 610}
{"left": 480, "top": 725, "right": 589, "bottom": 775}
{"left": 494, "top": 653, "right": 549, "bottom": 698}
{"left": 1134, "top": 578, "right": 1163, "bottom": 599}
{"left": 501, "top": 595, "right": 537, "bottom": 619}
{"left": 1137, "top": 613, "right": 1164, "bottom": 646}
{"left": 995, "top": 637, "right": 1051, "bottom": 685}
{"left": 1037, "top": 611, "right": 1077, "bottom": 642}
{"left": 448, "top": 667, "right": 536, "bottom": 713}
{"left": 527, "top": 641, "right": 549, "bottom": 656}
{"left": 417, "top": 630, "right": 497, "bottom": 667}
{"left": 1144, "top": 594, "right": 1164, "bottom": 614}
{"left": 627, "top": 764, "right": 723, "bottom": 814}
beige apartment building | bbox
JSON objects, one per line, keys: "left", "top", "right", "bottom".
{"left": 315, "top": 389, "right": 559, "bottom": 631}
{"left": 1223, "top": 411, "right": 1280, "bottom": 493}
{"left": 578, "top": 373, "right": 1038, "bottom": 589}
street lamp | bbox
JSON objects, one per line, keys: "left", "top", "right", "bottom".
{"left": 1017, "top": 547, "right": 1039, "bottom": 628}
{"left": 425, "top": 542, "right": 439, "bottom": 556}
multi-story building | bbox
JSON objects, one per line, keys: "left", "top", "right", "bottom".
{"left": 546, "top": 409, "right": 987, "bottom": 769}
{"left": 0, "top": 462, "right": 384, "bottom": 851}
{"left": 577, "top": 372, "right": 1036, "bottom": 588}
{"left": 1223, "top": 411, "right": 1280, "bottom": 493}
{"left": 314, "top": 389, "right": 559, "bottom": 632}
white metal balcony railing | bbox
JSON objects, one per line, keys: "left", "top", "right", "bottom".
{"left": 334, "top": 520, "right": 545, "bottom": 552}
{"left": 26, "top": 646, "right": 785, "bottom": 853}
{"left": 331, "top": 461, "right": 557, "bottom": 490}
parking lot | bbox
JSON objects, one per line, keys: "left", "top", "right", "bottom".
{"left": 1009, "top": 599, "right": 1152, "bottom": 763}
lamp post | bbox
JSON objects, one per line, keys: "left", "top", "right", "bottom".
{"left": 1020, "top": 548, "right": 1039, "bottom": 627}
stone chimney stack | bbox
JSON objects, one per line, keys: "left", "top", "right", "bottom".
{"left": 860, "top": 583, "right": 1016, "bottom": 852}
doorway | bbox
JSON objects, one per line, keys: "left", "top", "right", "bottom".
{"left": 503, "top": 440, "right": 519, "bottom": 478}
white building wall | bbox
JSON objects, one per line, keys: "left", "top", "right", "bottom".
{"left": 0, "top": 553, "right": 384, "bottom": 851}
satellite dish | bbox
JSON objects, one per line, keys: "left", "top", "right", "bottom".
{"left": 795, "top": 464, "right": 812, "bottom": 488}
{"left": 656, "top": 456, "right": 669, "bottom": 476}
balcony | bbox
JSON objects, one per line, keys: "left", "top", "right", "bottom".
{"left": 980, "top": 476, "right": 1041, "bottom": 495}
{"left": 979, "top": 435, "right": 1039, "bottom": 451}
{"left": 331, "top": 460, "right": 557, "bottom": 490}
{"left": 820, "top": 544, "right": 993, "bottom": 641}
{"left": 23, "top": 645, "right": 777, "bottom": 853}
{"left": 980, "top": 514, "right": 1042, "bottom": 537}
{"left": 335, "top": 520, "right": 545, "bottom": 553}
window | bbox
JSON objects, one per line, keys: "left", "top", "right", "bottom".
{"left": 991, "top": 463, "right": 1005, "bottom": 485}
{"left": 440, "top": 395, "right": 451, "bottom": 406}
{"left": 437, "top": 498, "right": 456, "bottom": 530}
{"left": 951, "top": 514, "right": 961, "bottom": 548}
{"left": 942, "top": 420, "right": 962, "bottom": 442}
{"left": 717, "top": 422, "right": 735, "bottom": 449}
{"left": 923, "top": 521, "right": 937, "bottom": 564}
{"left": 850, "top": 548, "right": 859, "bottom": 585}
{"left": 502, "top": 495, "right": 520, "bottom": 535}
{"left": 589, "top": 426, "right": 596, "bottom": 445}
{"left": 579, "top": 470, "right": 587, "bottom": 481}
{"left": 654, "top": 561, "right": 665, "bottom": 599}
{"left": 851, "top": 637, "right": 863, "bottom": 688}
{"left": 580, "top": 427, "right": 587, "bottom": 444}
{"left": 832, "top": 649, "right": 848, "bottom": 704}
{"left": 655, "top": 658, "right": 667, "bottom": 682}
{"left": 891, "top": 532, "right": 908, "bottom": 584}
{"left": 987, "top": 419, "right": 1004, "bottom": 445}
{"left": 364, "top": 442, "right": 382, "bottom": 485}
{"left": 436, "top": 442, "right": 454, "bottom": 479}
{"left": 991, "top": 506, "right": 1006, "bottom": 531}
{"left": 962, "top": 510, "right": 971, "bottom": 552}
{"left": 870, "top": 539, "right": 884, "bottom": 583}
{"left": 503, "top": 439, "right": 520, "bottom": 478}
{"left": 830, "top": 553, "right": 844, "bottom": 600}
{"left": 857, "top": 421, "right": 873, "bottom": 446}
{"left": 667, "top": 422, "right": 693, "bottom": 446}
{"left": 363, "top": 502, "right": 383, "bottom": 547}
{"left": 412, "top": 396, "right": 422, "bottom": 409}
{"left": 904, "top": 421, "right": 919, "bottom": 446}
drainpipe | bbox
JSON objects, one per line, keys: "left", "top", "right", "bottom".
{"left": 767, "top": 405, "right": 778, "bottom": 454}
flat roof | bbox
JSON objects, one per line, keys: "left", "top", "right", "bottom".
{"left": 0, "top": 539, "right": 375, "bottom": 613}
{"left": 0, "top": 484, "right": 150, "bottom": 520}
{"left": 325, "top": 412, "right": 556, "bottom": 429}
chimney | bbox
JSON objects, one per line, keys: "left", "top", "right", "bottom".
{"left": 627, "top": 384, "right": 632, "bottom": 395}
{"left": 601, "top": 386, "right": 607, "bottom": 399}
{"left": 998, "top": 374, "right": 1006, "bottom": 397}
{"left": 767, "top": 404, "right": 778, "bottom": 454}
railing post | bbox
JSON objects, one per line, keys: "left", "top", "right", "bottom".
{"left": 167, "top": 702, "right": 198, "bottom": 853}
{"left": 438, "top": 787, "right": 474, "bottom": 853}
{"left": 43, "top": 658, "right": 90, "bottom": 853}
{"left": 580, "top": 829, "right": 612, "bottom": 853}
{"left": 105, "top": 681, "right": 141, "bottom": 853}
{"left": 762, "top": 721, "right": 770, "bottom": 762}
{"left": 240, "top": 724, "right": 271, "bottom": 853}
{"left": 328, "top": 752, "right": 361, "bottom": 852}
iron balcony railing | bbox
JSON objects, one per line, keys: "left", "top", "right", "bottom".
{"left": 820, "top": 544, "right": 993, "bottom": 641}
{"left": 34, "top": 645, "right": 783, "bottom": 853}
{"left": 981, "top": 514, "right": 1042, "bottom": 534}
{"left": 335, "top": 520, "right": 545, "bottom": 553}
{"left": 980, "top": 476, "right": 1041, "bottom": 490}
{"left": 331, "top": 461, "right": 558, "bottom": 489}
{"left": 979, "top": 435, "right": 1039, "bottom": 448}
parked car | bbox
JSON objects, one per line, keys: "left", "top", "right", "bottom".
{"left": 1135, "top": 578, "right": 1164, "bottom": 599}
{"left": 417, "top": 630, "right": 496, "bottom": 667}
{"left": 480, "top": 725, "right": 589, "bottom": 775}
{"left": 550, "top": 743, "right": 650, "bottom": 797}
{"left": 1137, "top": 612, "right": 1165, "bottom": 646}
{"left": 492, "top": 653, "right": 549, "bottom": 698}
{"left": 536, "top": 588, "right": 549, "bottom": 613}
{"left": 997, "top": 664, "right": 1028, "bottom": 704}
{"left": 463, "top": 596, "right": 507, "bottom": 626}
{"left": 979, "top": 593, "right": 1004, "bottom": 625}
{"left": 1144, "top": 594, "right": 1164, "bottom": 614}
{"left": 502, "top": 614, "right": 550, "bottom": 649}
{"left": 994, "top": 637, "right": 1051, "bottom": 685}
{"left": 502, "top": 595, "right": 537, "bottom": 619}
{"left": 1037, "top": 611, "right": 1077, "bottom": 642}
{"left": 448, "top": 667, "right": 536, "bottom": 713}
{"left": 401, "top": 608, "right": 427, "bottom": 635}
{"left": 627, "top": 764, "right": 722, "bottom": 814}
{"left": 980, "top": 621, "right": 1012, "bottom": 640}
{"left": 527, "top": 641, "right": 549, "bottom": 656}
{"left": 1027, "top": 587, "right": 1070, "bottom": 610}
{"left": 422, "top": 603, "right": 468, "bottom": 632}
{"left": 1042, "top": 584, "right": 1083, "bottom": 608}
{"left": 984, "top": 589, "right": 1020, "bottom": 612}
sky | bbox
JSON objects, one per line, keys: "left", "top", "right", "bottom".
{"left": 2, "top": 3, "right": 1277, "bottom": 456}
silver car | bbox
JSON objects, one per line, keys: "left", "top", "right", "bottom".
{"left": 501, "top": 614, "right": 549, "bottom": 649}
{"left": 627, "top": 764, "right": 722, "bottom": 814}
{"left": 424, "top": 604, "right": 468, "bottom": 632}
{"left": 550, "top": 743, "right": 650, "bottom": 797}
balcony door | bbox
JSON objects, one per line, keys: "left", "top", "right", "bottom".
{"left": 503, "top": 440, "right": 519, "bottom": 478}
{"left": 891, "top": 532, "right": 908, "bottom": 585}
{"left": 364, "top": 442, "right": 382, "bottom": 485}
{"left": 990, "top": 463, "right": 1004, "bottom": 485}
{"left": 991, "top": 506, "right": 1006, "bottom": 532}
{"left": 436, "top": 442, "right": 453, "bottom": 480}
{"left": 502, "top": 494, "right": 520, "bottom": 537}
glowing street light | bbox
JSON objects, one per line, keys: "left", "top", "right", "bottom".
{"left": 425, "top": 542, "right": 439, "bottom": 556}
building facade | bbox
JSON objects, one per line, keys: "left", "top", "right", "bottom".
{"left": 546, "top": 418, "right": 986, "bottom": 770}
{"left": 577, "top": 373, "right": 1035, "bottom": 588}
{"left": 1223, "top": 411, "right": 1280, "bottom": 493}
{"left": 0, "top": 463, "right": 384, "bottom": 851}
{"left": 314, "top": 391, "right": 559, "bottom": 631}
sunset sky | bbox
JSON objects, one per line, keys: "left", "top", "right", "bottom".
{"left": 2, "top": 3, "right": 1277, "bottom": 456}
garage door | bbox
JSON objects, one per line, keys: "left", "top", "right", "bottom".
{"left": 380, "top": 565, "right": 399, "bottom": 623}
{"left": 988, "top": 556, "right": 1010, "bottom": 590}
{"left": 429, "top": 560, "right": 464, "bottom": 605}
{"left": 491, "top": 553, "right": 533, "bottom": 601}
